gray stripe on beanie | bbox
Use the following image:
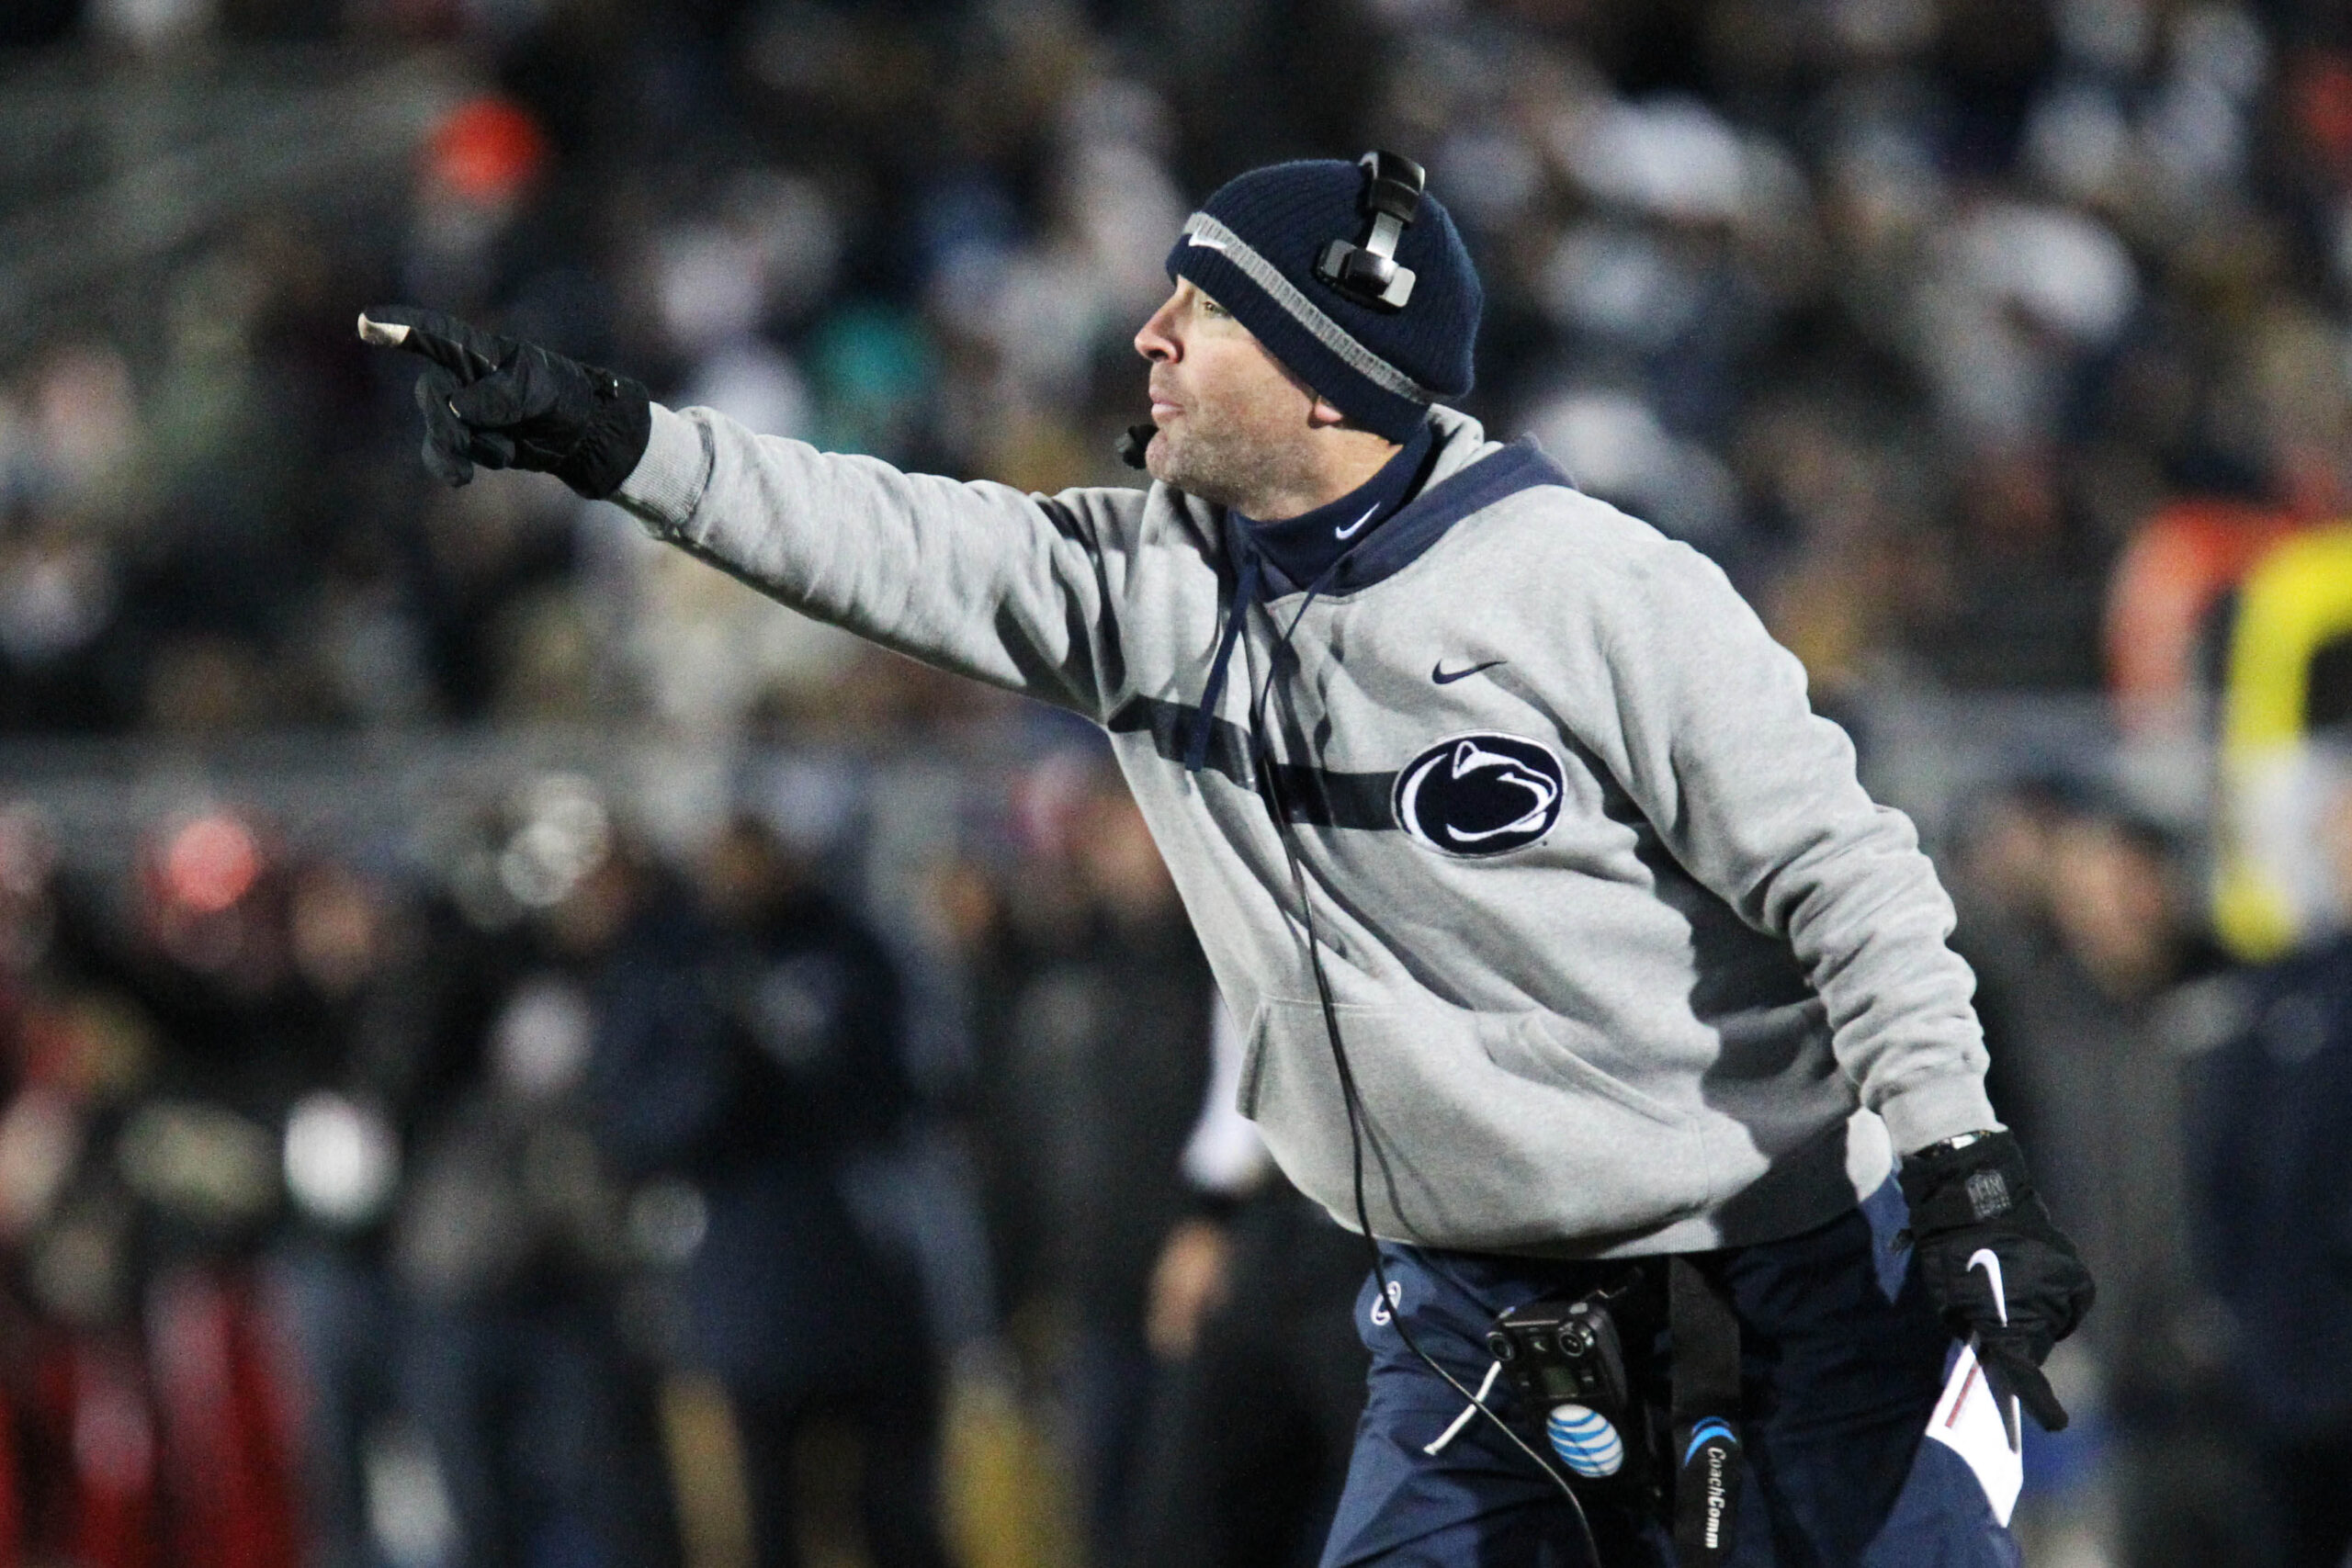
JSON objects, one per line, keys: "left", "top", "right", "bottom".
{"left": 1181, "top": 214, "right": 1437, "bottom": 406}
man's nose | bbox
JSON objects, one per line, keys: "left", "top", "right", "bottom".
{"left": 1134, "top": 299, "right": 1179, "bottom": 362}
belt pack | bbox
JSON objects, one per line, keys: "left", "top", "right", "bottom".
{"left": 1487, "top": 1256, "right": 1743, "bottom": 1564}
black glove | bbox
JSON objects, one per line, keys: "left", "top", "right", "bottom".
{"left": 1898, "top": 1129, "right": 2095, "bottom": 1436}
{"left": 358, "top": 307, "right": 651, "bottom": 499}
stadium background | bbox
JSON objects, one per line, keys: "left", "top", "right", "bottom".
{"left": 2, "top": 0, "right": 2351, "bottom": 1564}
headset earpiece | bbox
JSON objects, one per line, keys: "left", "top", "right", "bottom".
{"left": 1316, "top": 151, "right": 1425, "bottom": 311}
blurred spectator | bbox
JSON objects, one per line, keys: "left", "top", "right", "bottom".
{"left": 1948, "top": 774, "right": 2088, "bottom": 1163}
{"left": 1999, "top": 803, "right": 2222, "bottom": 1304}
{"left": 1956, "top": 784, "right": 2244, "bottom": 1564}
{"left": 1127, "top": 1005, "right": 1368, "bottom": 1568}
{"left": 2191, "top": 754, "right": 2352, "bottom": 1568}
{"left": 593, "top": 809, "right": 952, "bottom": 1568}
{"left": 956, "top": 761, "right": 1214, "bottom": 1566}
{"left": 391, "top": 783, "right": 676, "bottom": 1568}
{"left": 0, "top": 803, "right": 170, "bottom": 1568}
{"left": 266, "top": 856, "right": 424, "bottom": 1568}
{"left": 0, "top": 802, "right": 360, "bottom": 1568}
{"left": 103, "top": 811, "right": 326, "bottom": 1568}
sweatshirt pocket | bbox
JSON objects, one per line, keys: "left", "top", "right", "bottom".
{"left": 1237, "top": 997, "right": 1710, "bottom": 1253}
{"left": 1478, "top": 1010, "right": 1688, "bottom": 1128}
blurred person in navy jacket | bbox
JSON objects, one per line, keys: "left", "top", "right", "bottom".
{"left": 963, "top": 764, "right": 1214, "bottom": 1565}
{"left": 392, "top": 784, "right": 677, "bottom": 1568}
{"left": 2193, "top": 758, "right": 2352, "bottom": 1568}
{"left": 1966, "top": 795, "right": 2245, "bottom": 1567}
{"left": 591, "top": 809, "right": 949, "bottom": 1568}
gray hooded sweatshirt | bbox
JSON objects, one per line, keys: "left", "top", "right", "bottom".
{"left": 618, "top": 400, "right": 1997, "bottom": 1259}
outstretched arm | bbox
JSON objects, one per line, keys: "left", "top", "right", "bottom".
{"left": 620, "top": 402, "right": 1135, "bottom": 719}
{"left": 363, "top": 306, "right": 1145, "bottom": 720}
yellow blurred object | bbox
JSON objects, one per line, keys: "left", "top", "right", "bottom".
{"left": 661, "top": 1363, "right": 1079, "bottom": 1568}
{"left": 661, "top": 1373, "right": 756, "bottom": 1568}
{"left": 2216, "top": 525, "right": 2352, "bottom": 957}
{"left": 943, "top": 1359, "right": 1080, "bottom": 1568}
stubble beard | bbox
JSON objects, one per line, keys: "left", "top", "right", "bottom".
{"left": 1148, "top": 412, "right": 1307, "bottom": 516}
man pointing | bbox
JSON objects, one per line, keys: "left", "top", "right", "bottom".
{"left": 368, "top": 152, "right": 2089, "bottom": 1566}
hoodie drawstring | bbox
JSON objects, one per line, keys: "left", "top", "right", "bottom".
{"left": 1185, "top": 546, "right": 1261, "bottom": 773}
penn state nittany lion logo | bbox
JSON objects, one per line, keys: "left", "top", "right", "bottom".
{"left": 1391, "top": 732, "right": 1566, "bottom": 857}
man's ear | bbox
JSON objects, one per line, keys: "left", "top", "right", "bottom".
{"left": 1306, "top": 394, "right": 1350, "bottom": 429}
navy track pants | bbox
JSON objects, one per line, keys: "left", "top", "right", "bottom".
{"left": 1318, "top": 1182, "right": 2021, "bottom": 1567}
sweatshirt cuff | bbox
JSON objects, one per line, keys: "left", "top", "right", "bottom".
{"left": 616, "top": 403, "right": 710, "bottom": 534}
{"left": 1872, "top": 1071, "right": 2001, "bottom": 1156}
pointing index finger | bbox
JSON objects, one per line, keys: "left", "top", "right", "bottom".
{"left": 356, "top": 306, "right": 503, "bottom": 382}
{"left": 356, "top": 312, "right": 411, "bottom": 349}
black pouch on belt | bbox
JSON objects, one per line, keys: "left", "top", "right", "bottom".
{"left": 1668, "top": 1256, "right": 1743, "bottom": 1564}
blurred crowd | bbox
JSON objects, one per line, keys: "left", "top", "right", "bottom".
{"left": 6, "top": 0, "right": 2352, "bottom": 1566}
{"left": 0, "top": 754, "right": 1347, "bottom": 1568}
{"left": 11, "top": 745, "right": 2352, "bottom": 1568}
{"left": 1, "top": 0, "right": 2350, "bottom": 738}
{"left": 0, "top": 774, "right": 951, "bottom": 1568}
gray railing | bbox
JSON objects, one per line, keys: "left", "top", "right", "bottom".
{"left": 0, "top": 687, "right": 2197, "bottom": 872}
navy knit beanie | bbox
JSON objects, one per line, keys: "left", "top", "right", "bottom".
{"left": 1165, "top": 157, "right": 1481, "bottom": 443}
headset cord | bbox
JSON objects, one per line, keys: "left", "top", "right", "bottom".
{"left": 1239, "top": 573, "right": 1606, "bottom": 1565}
